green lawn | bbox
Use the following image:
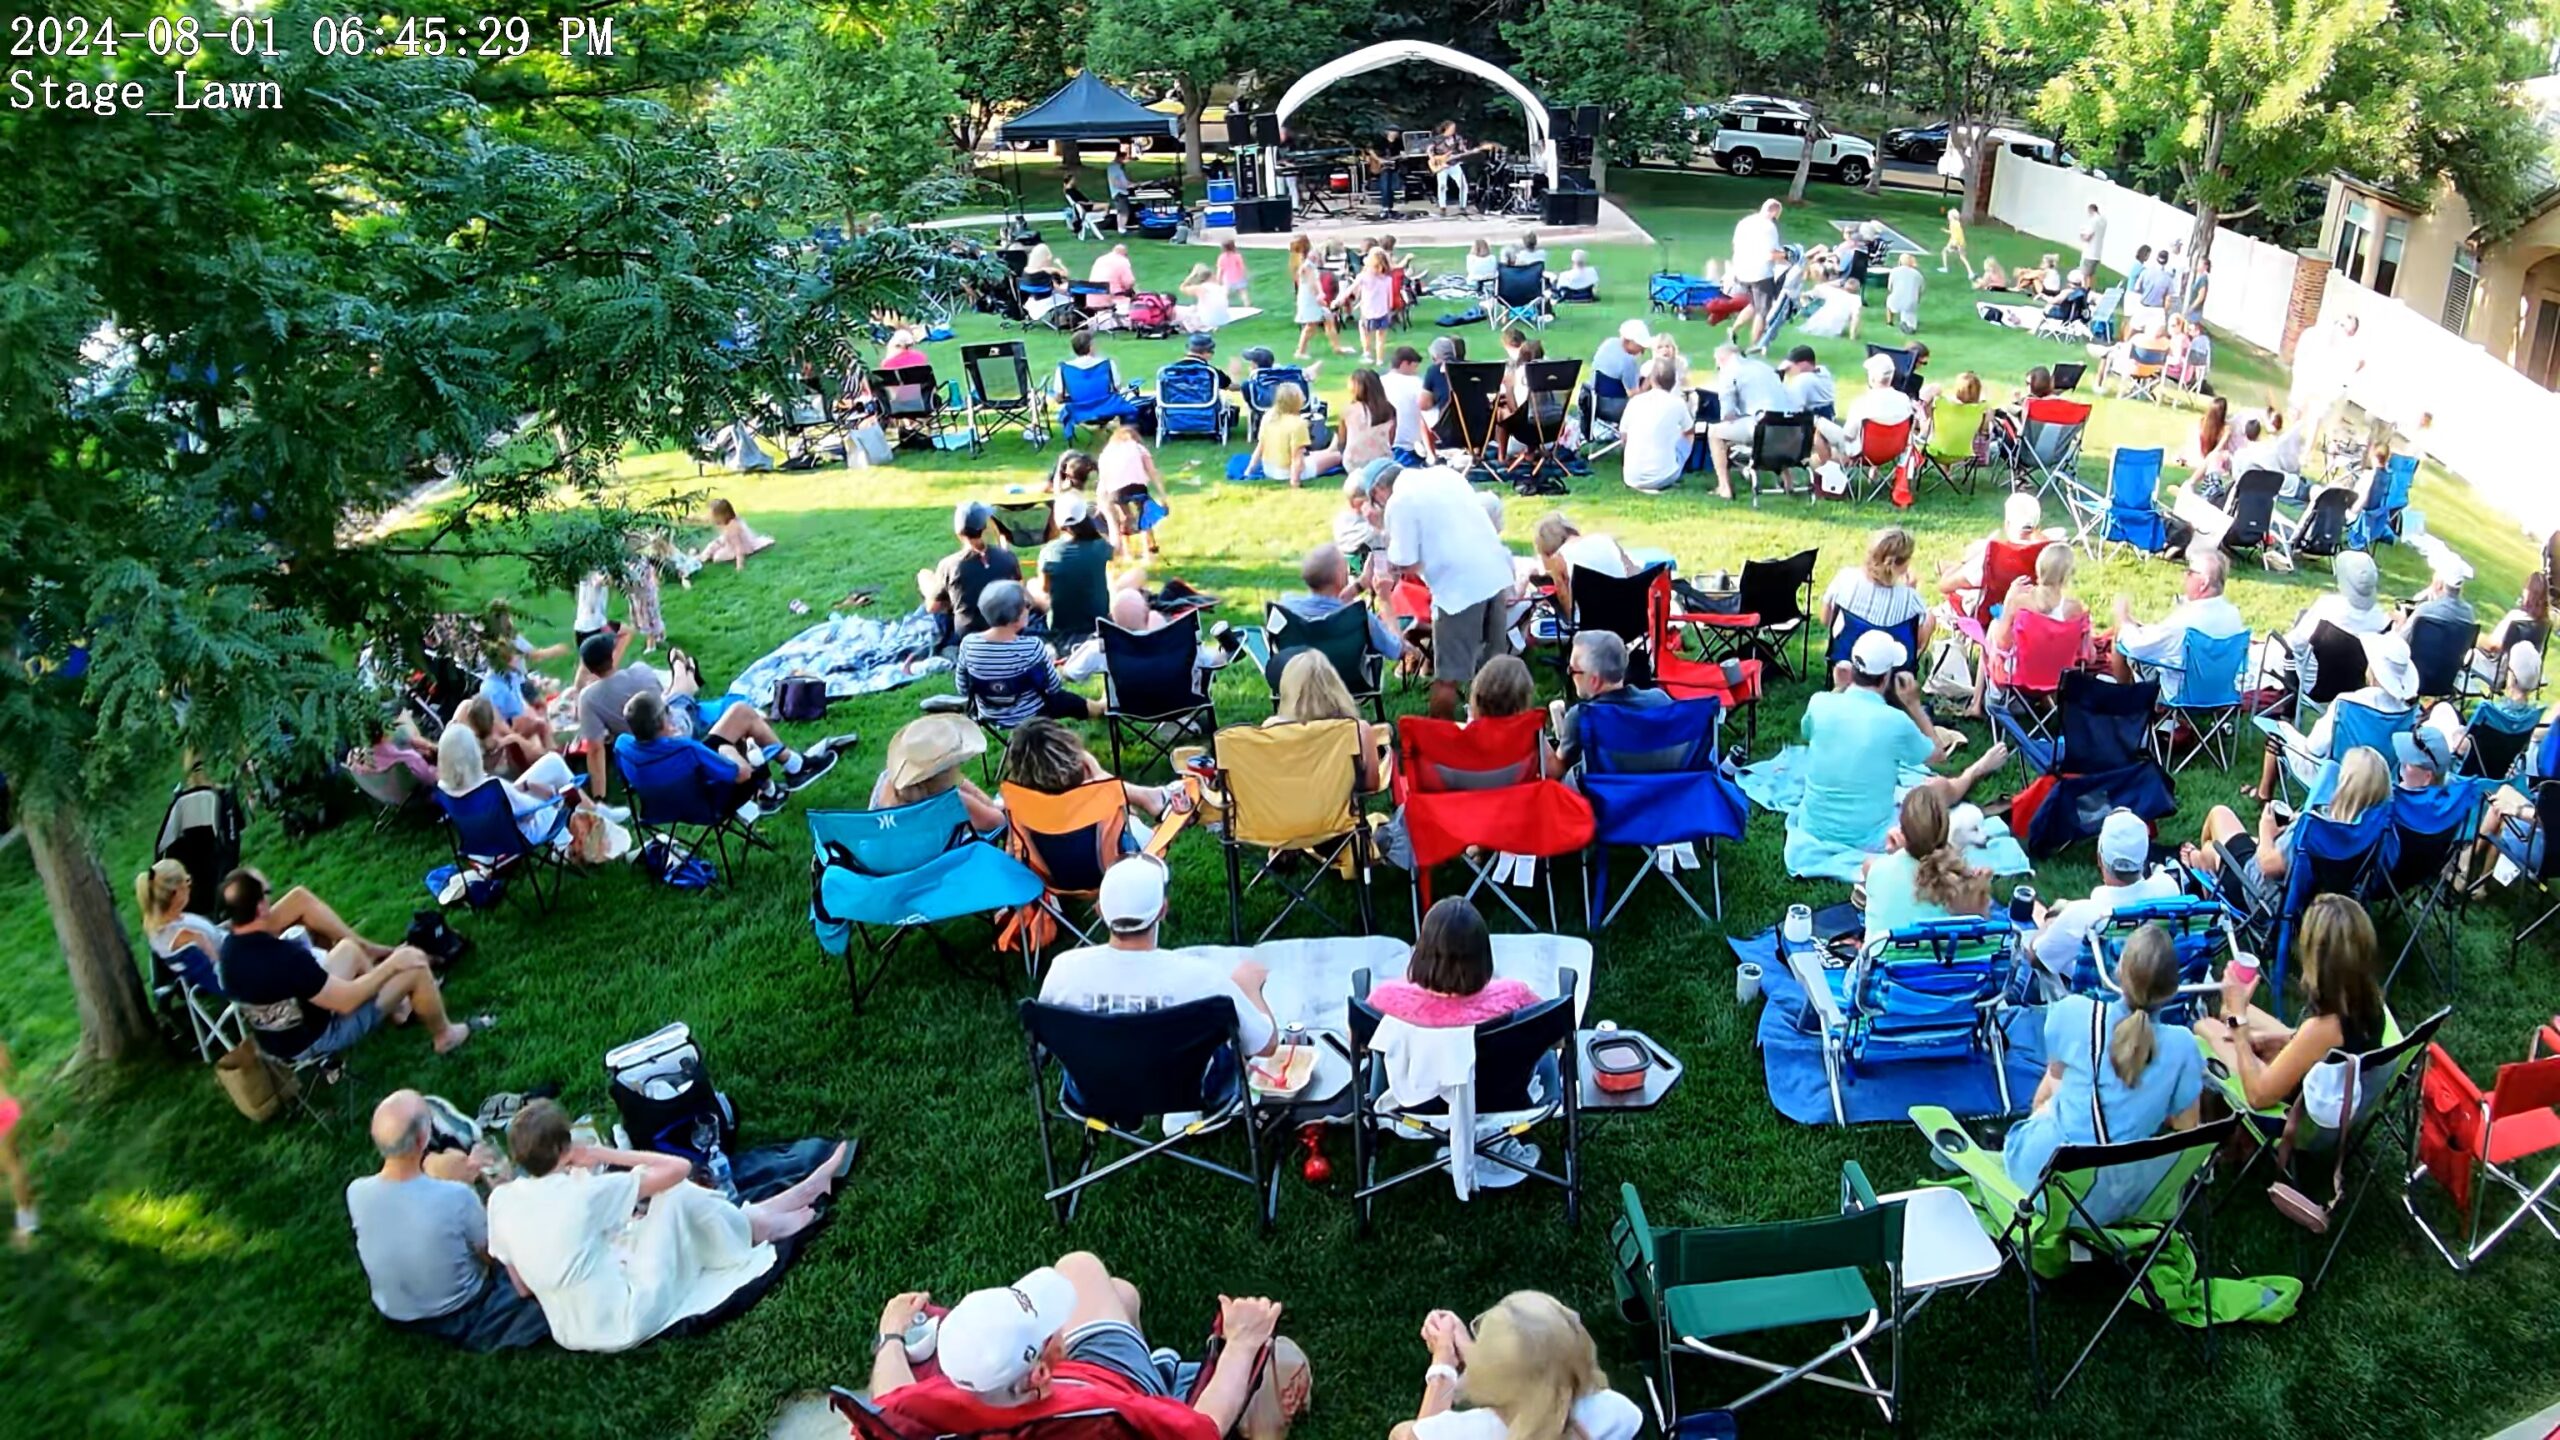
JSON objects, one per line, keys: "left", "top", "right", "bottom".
{"left": 7, "top": 169, "right": 2558, "bottom": 1440}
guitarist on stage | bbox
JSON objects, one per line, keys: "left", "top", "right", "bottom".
{"left": 1427, "top": 120, "right": 1484, "bottom": 216}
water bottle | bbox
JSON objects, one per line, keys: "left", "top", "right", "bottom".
{"left": 2008, "top": 885, "right": 2038, "bottom": 928}
{"left": 704, "top": 1135, "right": 738, "bottom": 1202}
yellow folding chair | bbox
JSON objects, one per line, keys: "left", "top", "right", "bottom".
{"left": 1212, "top": 719, "right": 1376, "bottom": 943}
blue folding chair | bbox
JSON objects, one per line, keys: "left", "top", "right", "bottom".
{"left": 2376, "top": 777, "right": 2494, "bottom": 995}
{"left": 2263, "top": 805, "right": 2391, "bottom": 1008}
{"left": 1054, "top": 359, "right": 1145, "bottom": 443}
{"left": 810, "top": 793, "right": 1045, "bottom": 1011}
{"left": 616, "top": 742, "right": 773, "bottom": 889}
{"left": 2101, "top": 447, "right": 2170, "bottom": 555}
{"left": 1579, "top": 697, "right": 1750, "bottom": 926}
{"left": 2347, "top": 454, "right": 2419, "bottom": 549}
{"left": 2459, "top": 700, "right": 2544, "bottom": 782}
{"left": 1812, "top": 917, "right": 2021, "bottom": 1125}
{"left": 2263, "top": 697, "right": 2419, "bottom": 809}
{"left": 1826, "top": 610, "right": 1921, "bottom": 676}
{"left": 432, "top": 778, "right": 581, "bottom": 913}
{"left": 1152, "top": 358, "right": 1232, "bottom": 443}
{"left": 1241, "top": 365, "right": 1327, "bottom": 441}
{"left": 2084, "top": 896, "right": 2238, "bottom": 1026}
{"left": 2005, "top": 673, "right": 2178, "bottom": 858}
{"left": 2141, "top": 628, "right": 2253, "bottom": 773}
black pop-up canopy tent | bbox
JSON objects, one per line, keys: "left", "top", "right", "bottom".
{"left": 996, "top": 71, "right": 1180, "bottom": 146}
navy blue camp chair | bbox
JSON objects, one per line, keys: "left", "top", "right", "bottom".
{"left": 1019, "top": 997, "right": 1263, "bottom": 1227}
{"left": 1241, "top": 365, "right": 1327, "bottom": 440}
{"left": 2460, "top": 700, "right": 2543, "bottom": 782}
{"left": 1580, "top": 697, "right": 1750, "bottom": 927}
{"left": 1101, "top": 612, "right": 1217, "bottom": 778}
{"left": 2263, "top": 804, "right": 2392, "bottom": 1007}
{"left": 151, "top": 941, "right": 244, "bottom": 1063}
{"left": 1826, "top": 610, "right": 1921, "bottom": 677}
{"left": 1153, "top": 358, "right": 1232, "bottom": 443}
{"left": 433, "top": 777, "right": 582, "bottom": 913}
{"left": 810, "top": 794, "right": 1045, "bottom": 1011}
{"left": 2406, "top": 615, "right": 2480, "bottom": 705}
{"left": 2376, "top": 777, "right": 2493, "bottom": 995}
{"left": 617, "top": 742, "right": 771, "bottom": 889}
{"left": 2007, "top": 673, "right": 2177, "bottom": 858}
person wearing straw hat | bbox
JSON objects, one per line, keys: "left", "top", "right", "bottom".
{"left": 871, "top": 715, "right": 1004, "bottom": 832}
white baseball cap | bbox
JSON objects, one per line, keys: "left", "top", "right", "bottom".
{"left": 936, "top": 1267, "right": 1079, "bottom": 1395}
{"left": 1097, "top": 855, "right": 1169, "bottom": 933}
{"left": 1850, "top": 629, "right": 1908, "bottom": 677}
{"left": 1617, "top": 318, "right": 1656, "bottom": 348}
{"left": 2097, "top": 809, "right": 2150, "bottom": 874}
{"left": 1054, "top": 492, "right": 1092, "bottom": 528}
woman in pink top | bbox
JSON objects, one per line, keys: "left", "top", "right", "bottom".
{"left": 1370, "top": 898, "right": 1544, "bottom": 1029}
{"left": 1355, "top": 250, "right": 1396, "bottom": 365}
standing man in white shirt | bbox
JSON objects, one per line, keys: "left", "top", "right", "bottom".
{"left": 1381, "top": 345, "right": 1429, "bottom": 453}
{"left": 1704, "top": 343, "right": 1798, "bottom": 501}
{"left": 2077, "top": 202, "right": 2108, "bottom": 280}
{"left": 1619, "top": 359, "right": 1696, "bottom": 493}
{"left": 1728, "top": 199, "right": 1787, "bottom": 353}
{"left": 1366, "top": 464, "right": 1519, "bottom": 717}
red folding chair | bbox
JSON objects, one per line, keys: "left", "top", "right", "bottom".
{"left": 1647, "top": 570, "right": 1764, "bottom": 758}
{"left": 1947, "top": 537, "right": 2053, "bottom": 632}
{"left": 1394, "top": 712, "right": 1594, "bottom": 932}
{"left": 2405, "top": 1034, "right": 2560, "bottom": 1270}
{"left": 1846, "top": 415, "right": 1916, "bottom": 505}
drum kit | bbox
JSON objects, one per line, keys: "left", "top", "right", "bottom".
{"left": 1277, "top": 138, "right": 1545, "bottom": 222}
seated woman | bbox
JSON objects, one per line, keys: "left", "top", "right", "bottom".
{"left": 1020, "top": 240, "right": 1071, "bottom": 290}
{"left": 1824, "top": 525, "right": 1934, "bottom": 657}
{"left": 1531, "top": 511, "right": 1636, "bottom": 620}
{"left": 2481, "top": 571, "right": 2550, "bottom": 659}
{"left": 2184, "top": 745, "right": 2388, "bottom": 921}
{"left": 1982, "top": 542, "right": 2089, "bottom": 694}
{"left": 136, "top": 857, "right": 395, "bottom": 965}
{"left": 355, "top": 711, "right": 441, "bottom": 789}
{"left": 1175, "top": 263, "right": 1235, "bottom": 333}
{"left": 1393, "top": 1290, "right": 1641, "bottom": 1440}
{"left": 1469, "top": 655, "right": 1561, "bottom": 779}
{"left": 2182, "top": 396, "right": 2234, "bottom": 478}
{"left": 1271, "top": 650, "right": 1388, "bottom": 794}
{"left": 486, "top": 1099, "right": 846, "bottom": 1354}
{"left": 477, "top": 603, "right": 563, "bottom": 759}
{"left": 878, "top": 328, "right": 928, "bottom": 373}
{"left": 2195, "top": 894, "right": 2388, "bottom": 1120}
{"left": 1971, "top": 256, "right": 2012, "bottom": 292}
{"left": 1003, "top": 717, "right": 1183, "bottom": 843}
{"left": 1249, "top": 383, "right": 1343, "bottom": 488}
{"left": 1463, "top": 237, "right": 1500, "bottom": 290}
{"left": 1858, "top": 787, "right": 1991, "bottom": 946}
{"left": 872, "top": 715, "right": 1007, "bottom": 832}
{"left": 697, "top": 498, "right": 775, "bottom": 572}
{"left": 2002, "top": 923, "right": 2204, "bottom": 1220}
{"left": 1555, "top": 249, "right": 1600, "bottom": 299}
{"left": 1030, "top": 495, "right": 1118, "bottom": 649}
{"left": 437, "top": 695, "right": 603, "bottom": 844}
{"left": 1371, "top": 899, "right": 1560, "bottom": 1182}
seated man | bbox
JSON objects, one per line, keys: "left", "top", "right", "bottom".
{"left": 348, "top": 1090, "right": 550, "bottom": 1352}
{"left": 1780, "top": 345, "right": 1836, "bottom": 419}
{"left": 1555, "top": 249, "right": 1600, "bottom": 298}
{"left": 2251, "top": 631, "right": 2417, "bottom": 800}
{"left": 1037, "top": 857, "right": 1279, "bottom": 1061}
{"left": 1813, "top": 351, "right": 1916, "bottom": 466}
{"left": 1703, "top": 343, "right": 1799, "bottom": 501}
{"left": 1784, "top": 632, "right": 2008, "bottom": 876}
{"left": 921, "top": 501, "right": 1028, "bottom": 651}
{"left": 2108, "top": 549, "right": 2246, "bottom": 702}
{"left": 1552, "top": 631, "right": 1670, "bottom": 776}
{"left": 615, "top": 688, "right": 784, "bottom": 819}
{"left": 862, "top": 1254, "right": 1308, "bottom": 1440}
{"left": 1276, "top": 543, "right": 1404, "bottom": 663}
{"left": 2025, "top": 809, "right": 2182, "bottom": 993}
{"left": 217, "top": 870, "right": 477, "bottom": 1061}
{"left": 959, "top": 580, "right": 1104, "bottom": 728}
{"left": 574, "top": 634, "right": 811, "bottom": 800}
{"left": 1618, "top": 358, "right": 1696, "bottom": 494}
{"left": 1088, "top": 242, "right": 1137, "bottom": 297}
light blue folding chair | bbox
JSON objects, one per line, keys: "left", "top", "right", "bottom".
{"left": 2140, "top": 627, "right": 2252, "bottom": 773}
{"left": 2084, "top": 895, "right": 2239, "bottom": 1025}
{"left": 809, "top": 792, "right": 1046, "bottom": 1011}
{"left": 1805, "top": 917, "right": 2021, "bottom": 1125}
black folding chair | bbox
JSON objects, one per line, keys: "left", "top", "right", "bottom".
{"left": 988, "top": 500, "right": 1053, "bottom": 550}
{"left": 959, "top": 342, "right": 1051, "bottom": 453}
{"left": 1564, "top": 562, "right": 1671, "bottom": 687}
{"left": 2270, "top": 619, "right": 2371, "bottom": 731}
{"left": 870, "top": 364, "right": 956, "bottom": 451}
{"left": 1437, "top": 361, "right": 1509, "bottom": 474}
{"left": 1347, "top": 967, "right": 1580, "bottom": 1231}
{"left": 2220, "top": 469, "right": 2284, "bottom": 564}
{"left": 1502, "top": 359, "right": 1582, "bottom": 482}
{"left": 1101, "top": 612, "right": 1218, "bottom": 779}
{"left": 2407, "top": 614, "right": 2481, "bottom": 706}
{"left": 2503, "top": 779, "right": 2560, "bottom": 968}
{"left": 1745, "top": 411, "right": 1818, "bottom": 505}
{"left": 2282, "top": 486, "right": 2357, "bottom": 569}
{"left": 1687, "top": 548, "right": 1821, "bottom": 682}
{"left": 1256, "top": 599, "right": 1387, "bottom": 725}
{"left": 1019, "top": 997, "right": 1265, "bottom": 1228}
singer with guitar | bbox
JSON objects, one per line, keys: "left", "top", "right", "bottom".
{"left": 1427, "top": 121, "right": 1495, "bottom": 216}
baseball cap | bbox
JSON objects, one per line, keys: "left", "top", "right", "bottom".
{"left": 954, "top": 501, "right": 992, "bottom": 536}
{"left": 1097, "top": 855, "right": 1169, "bottom": 932}
{"left": 1186, "top": 331, "right": 1217, "bottom": 354}
{"left": 936, "top": 1267, "right": 1078, "bottom": 1395}
{"left": 2097, "top": 810, "right": 2150, "bottom": 874}
{"left": 1054, "top": 492, "right": 1092, "bottom": 529}
{"left": 1850, "top": 629, "right": 1907, "bottom": 677}
{"left": 1617, "top": 318, "right": 1656, "bottom": 348}
{"left": 2362, "top": 632, "right": 2418, "bottom": 702}
{"left": 2393, "top": 726, "right": 2456, "bottom": 775}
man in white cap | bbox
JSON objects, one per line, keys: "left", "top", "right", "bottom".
{"left": 2110, "top": 549, "right": 2247, "bottom": 701}
{"left": 1785, "top": 629, "right": 2008, "bottom": 875}
{"left": 2254, "top": 630, "right": 2421, "bottom": 800}
{"left": 862, "top": 1254, "right": 1304, "bottom": 1439}
{"left": 1036, "top": 855, "right": 1280, "bottom": 1061}
{"left": 2400, "top": 549, "right": 2477, "bottom": 635}
{"left": 2025, "top": 809, "right": 2183, "bottom": 992}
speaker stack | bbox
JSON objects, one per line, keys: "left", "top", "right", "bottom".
{"left": 1235, "top": 196, "right": 1292, "bottom": 233}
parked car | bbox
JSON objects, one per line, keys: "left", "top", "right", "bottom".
{"left": 1704, "top": 96, "right": 1878, "bottom": 186}
{"left": 1883, "top": 122, "right": 1949, "bottom": 162}
{"left": 1935, "top": 125, "right": 2110, "bottom": 182}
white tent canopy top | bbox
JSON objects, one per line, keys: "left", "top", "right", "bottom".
{"left": 1272, "top": 41, "right": 1557, "bottom": 186}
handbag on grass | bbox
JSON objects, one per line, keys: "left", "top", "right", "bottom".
{"left": 215, "top": 1038, "right": 296, "bottom": 1123}
{"left": 2267, "top": 1056, "right": 2359, "bottom": 1233}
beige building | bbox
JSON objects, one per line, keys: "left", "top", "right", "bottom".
{"left": 2320, "top": 75, "right": 2560, "bottom": 387}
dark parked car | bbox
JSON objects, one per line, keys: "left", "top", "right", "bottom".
{"left": 1884, "top": 123, "right": 1949, "bottom": 163}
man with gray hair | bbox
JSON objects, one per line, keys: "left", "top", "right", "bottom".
{"left": 1275, "top": 543, "right": 1405, "bottom": 661}
{"left": 1704, "top": 342, "right": 1796, "bottom": 501}
{"left": 2110, "top": 548, "right": 2246, "bottom": 701}
{"left": 1554, "top": 630, "right": 1671, "bottom": 774}
{"left": 346, "top": 1090, "right": 551, "bottom": 1350}
{"left": 957, "top": 580, "right": 1103, "bottom": 728}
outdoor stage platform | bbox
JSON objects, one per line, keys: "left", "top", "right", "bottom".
{"left": 1195, "top": 196, "right": 1654, "bottom": 251}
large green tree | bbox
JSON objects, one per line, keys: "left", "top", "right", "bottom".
{"left": 1086, "top": 0, "right": 1352, "bottom": 179}
{"left": 935, "top": 0, "right": 1090, "bottom": 153}
{"left": 715, "top": 8, "right": 969, "bottom": 229}
{"left": 0, "top": 0, "right": 963, "bottom": 1065}
{"left": 1500, "top": 0, "right": 1719, "bottom": 166}
{"left": 1989, "top": 0, "right": 2556, "bottom": 262}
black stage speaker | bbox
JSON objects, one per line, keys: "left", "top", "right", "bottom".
{"left": 1224, "top": 111, "right": 1281, "bottom": 148}
{"left": 1556, "top": 104, "right": 1606, "bottom": 139}
{"left": 1235, "top": 196, "right": 1292, "bottom": 233}
{"left": 1239, "top": 162, "right": 1262, "bottom": 201}
{"left": 1542, "top": 179, "right": 1598, "bottom": 228}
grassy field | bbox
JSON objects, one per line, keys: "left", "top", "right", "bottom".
{"left": 6, "top": 169, "right": 2558, "bottom": 1440}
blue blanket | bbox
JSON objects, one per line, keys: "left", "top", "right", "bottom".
{"left": 1734, "top": 928, "right": 2049, "bottom": 1126}
{"left": 727, "top": 608, "right": 952, "bottom": 709}
{"left": 1738, "top": 746, "right": 2034, "bottom": 881}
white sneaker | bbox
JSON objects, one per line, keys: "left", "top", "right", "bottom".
{"left": 733, "top": 800, "right": 763, "bottom": 826}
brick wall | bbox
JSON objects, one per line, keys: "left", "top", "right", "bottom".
{"left": 2283, "top": 253, "right": 2332, "bottom": 359}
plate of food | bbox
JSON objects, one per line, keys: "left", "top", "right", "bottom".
{"left": 1248, "top": 1043, "right": 1320, "bottom": 1099}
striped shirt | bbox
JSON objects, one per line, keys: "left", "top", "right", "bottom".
{"left": 958, "top": 632, "right": 1066, "bottom": 728}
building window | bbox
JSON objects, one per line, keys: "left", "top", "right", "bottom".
{"left": 2333, "top": 196, "right": 2374, "bottom": 283}
{"left": 2443, "top": 245, "right": 2479, "bottom": 334}
{"left": 2374, "top": 216, "right": 2409, "bottom": 297}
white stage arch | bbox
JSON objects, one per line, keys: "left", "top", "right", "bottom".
{"left": 1273, "top": 42, "right": 1557, "bottom": 186}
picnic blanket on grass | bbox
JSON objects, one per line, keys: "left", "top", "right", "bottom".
{"left": 727, "top": 609, "right": 950, "bottom": 709}
{"left": 1738, "top": 746, "right": 2033, "bottom": 880}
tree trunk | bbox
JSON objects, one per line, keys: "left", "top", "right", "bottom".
{"left": 26, "top": 804, "right": 156, "bottom": 1067}
{"left": 2188, "top": 200, "right": 2219, "bottom": 276}
{"left": 1181, "top": 79, "right": 1206, "bottom": 183}
{"left": 1787, "top": 103, "right": 1818, "bottom": 203}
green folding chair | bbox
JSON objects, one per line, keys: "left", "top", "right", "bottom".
{"left": 1611, "top": 1173, "right": 1906, "bottom": 1430}
{"left": 1908, "top": 1104, "right": 2250, "bottom": 1401}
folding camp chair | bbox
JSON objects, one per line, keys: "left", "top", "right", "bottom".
{"left": 1394, "top": 712, "right": 1596, "bottom": 932}
{"left": 1213, "top": 719, "right": 1375, "bottom": 943}
{"left": 155, "top": 783, "right": 245, "bottom": 910}
{"left": 988, "top": 499, "right": 1053, "bottom": 550}
{"left": 2134, "top": 627, "right": 2253, "bottom": 773}
{"left": 1909, "top": 1106, "right": 2243, "bottom": 1400}
{"left": 2269, "top": 620, "right": 2371, "bottom": 732}
{"left": 2404, "top": 1036, "right": 2560, "bottom": 1270}
{"left": 1744, "top": 411, "right": 1818, "bottom": 505}
{"left": 2008, "top": 397, "right": 2091, "bottom": 502}
{"left": 2257, "top": 803, "right": 2393, "bottom": 996}
{"left": 150, "top": 941, "right": 246, "bottom": 1063}
{"left": 2007, "top": 673, "right": 2178, "bottom": 858}
{"left": 1503, "top": 359, "right": 1581, "bottom": 481}
{"left": 1865, "top": 343, "right": 1919, "bottom": 396}
{"left": 432, "top": 778, "right": 582, "bottom": 913}
{"left": 1488, "top": 261, "right": 1552, "bottom": 331}
{"left": 1436, "top": 361, "right": 1510, "bottom": 473}
{"left": 2277, "top": 486, "right": 2357, "bottom": 570}
{"left": 1795, "top": 917, "right": 2021, "bottom": 1126}
{"left": 1152, "top": 358, "right": 1232, "bottom": 444}
{"left": 2032, "top": 289, "right": 2095, "bottom": 342}
{"left": 1054, "top": 359, "right": 1147, "bottom": 444}
{"left": 957, "top": 342, "right": 1050, "bottom": 452}
{"left": 998, "top": 778, "right": 1139, "bottom": 969}
{"left": 1921, "top": 399, "right": 1988, "bottom": 495}
{"left": 345, "top": 758, "right": 431, "bottom": 833}
{"left": 1645, "top": 574, "right": 1766, "bottom": 753}
{"left": 1948, "top": 537, "right": 2051, "bottom": 635}
{"left": 1008, "top": 275, "right": 1081, "bottom": 334}
{"left": 1612, "top": 1175, "right": 1906, "bottom": 1427}
{"left": 1581, "top": 697, "right": 1749, "bottom": 926}
{"left": 2407, "top": 614, "right": 2481, "bottom": 707}
{"left": 2086, "top": 287, "right": 2125, "bottom": 346}
{"left": 1982, "top": 609, "right": 2092, "bottom": 755}
{"left": 2115, "top": 339, "right": 2170, "bottom": 403}
{"left": 2051, "top": 360, "right": 2088, "bottom": 393}
{"left": 2097, "top": 447, "right": 2170, "bottom": 556}
{"left": 2460, "top": 699, "right": 2542, "bottom": 782}
{"left": 1845, "top": 415, "right": 1916, "bottom": 504}
{"left": 2259, "top": 695, "right": 2418, "bottom": 811}
{"left": 1826, "top": 611, "right": 1921, "bottom": 677}
{"left": 2376, "top": 777, "right": 2494, "bottom": 995}
{"left": 1562, "top": 563, "right": 1670, "bottom": 686}
{"left": 1239, "top": 366, "right": 1327, "bottom": 445}
{"left": 1685, "top": 547, "right": 1820, "bottom": 682}
{"left": 2220, "top": 469, "right": 2284, "bottom": 566}
{"left": 809, "top": 795, "right": 1046, "bottom": 1010}
{"left": 617, "top": 742, "right": 774, "bottom": 890}
{"left": 2081, "top": 894, "right": 2238, "bottom": 1023}
{"left": 1348, "top": 968, "right": 1580, "bottom": 1230}
{"left": 1100, "top": 613, "right": 1217, "bottom": 779}
{"left": 1249, "top": 599, "right": 1388, "bottom": 725}
{"left": 2500, "top": 780, "right": 2560, "bottom": 968}
{"left": 1019, "top": 997, "right": 1264, "bottom": 1228}
{"left": 2348, "top": 454, "right": 2419, "bottom": 549}
{"left": 1578, "top": 374, "right": 1631, "bottom": 462}
{"left": 871, "top": 364, "right": 960, "bottom": 451}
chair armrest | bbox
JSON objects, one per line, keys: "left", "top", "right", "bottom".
{"left": 1784, "top": 947, "right": 1844, "bottom": 1031}
{"left": 1905, "top": 1105, "right": 2025, "bottom": 1208}
{"left": 1950, "top": 616, "right": 1989, "bottom": 648}
{"left": 1685, "top": 612, "right": 1758, "bottom": 629}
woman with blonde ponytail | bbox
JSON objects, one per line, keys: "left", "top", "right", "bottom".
{"left": 1999, "top": 923, "right": 2206, "bottom": 1223}
{"left": 1859, "top": 786, "right": 1992, "bottom": 945}
{"left": 1394, "top": 1291, "right": 1641, "bottom": 1440}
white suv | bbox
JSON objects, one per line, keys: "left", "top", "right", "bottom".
{"left": 1704, "top": 97, "right": 1878, "bottom": 186}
